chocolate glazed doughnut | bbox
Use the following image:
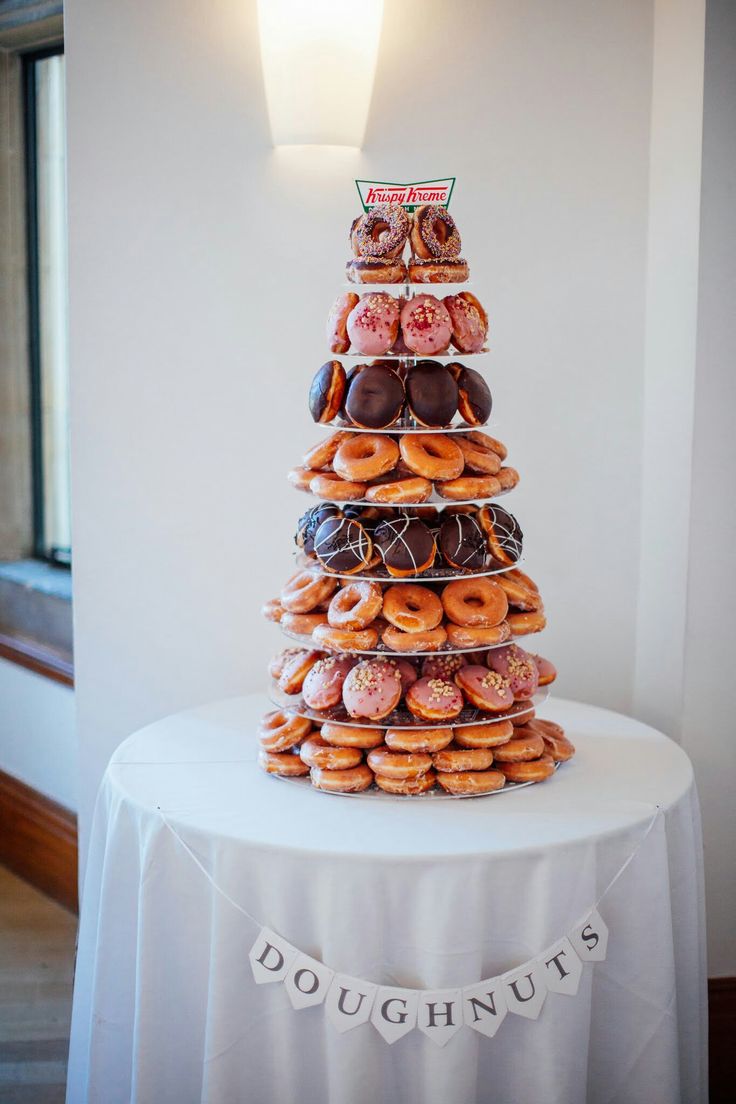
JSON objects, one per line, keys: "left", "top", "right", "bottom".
{"left": 345, "top": 364, "right": 405, "bottom": 429}
{"left": 309, "top": 361, "right": 346, "bottom": 424}
{"left": 405, "top": 361, "right": 459, "bottom": 427}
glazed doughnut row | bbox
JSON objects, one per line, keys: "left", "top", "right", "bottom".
{"left": 310, "top": 359, "right": 492, "bottom": 431}
{"left": 266, "top": 643, "right": 554, "bottom": 728}
{"left": 290, "top": 430, "right": 519, "bottom": 505}
{"left": 289, "top": 502, "right": 525, "bottom": 579}
{"left": 263, "top": 567, "right": 545, "bottom": 654}
{"left": 259, "top": 705, "right": 574, "bottom": 795}
{"left": 328, "top": 291, "right": 488, "bottom": 357}
{"left": 346, "top": 203, "right": 470, "bottom": 285}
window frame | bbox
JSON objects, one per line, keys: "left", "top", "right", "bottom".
{"left": 22, "top": 43, "right": 70, "bottom": 568}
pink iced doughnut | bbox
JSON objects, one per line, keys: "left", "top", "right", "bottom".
{"left": 421, "top": 654, "right": 468, "bottom": 681}
{"left": 454, "top": 665, "right": 514, "bottom": 712}
{"left": 400, "top": 295, "right": 453, "bottom": 355}
{"left": 346, "top": 293, "right": 400, "bottom": 356}
{"left": 302, "top": 654, "right": 358, "bottom": 710}
{"left": 405, "top": 677, "right": 464, "bottom": 722}
{"left": 532, "top": 654, "right": 557, "bottom": 686}
{"left": 342, "top": 659, "right": 403, "bottom": 720}
{"left": 443, "top": 293, "right": 488, "bottom": 353}
{"left": 377, "top": 657, "right": 418, "bottom": 695}
{"left": 486, "top": 644, "right": 539, "bottom": 700}
{"left": 327, "top": 292, "right": 359, "bottom": 354}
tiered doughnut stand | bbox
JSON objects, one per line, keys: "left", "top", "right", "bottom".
{"left": 260, "top": 192, "right": 575, "bottom": 797}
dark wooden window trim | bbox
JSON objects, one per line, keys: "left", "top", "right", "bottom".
{"left": 0, "top": 630, "right": 73, "bottom": 687}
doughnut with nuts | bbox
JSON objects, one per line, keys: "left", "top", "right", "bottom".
{"left": 401, "top": 295, "right": 453, "bottom": 356}
{"left": 311, "top": 763, "right": 375, "bottom": 793}
{"left": 405, "top": 677, "right": 464, "bottom": 722}
{"left": 487, "top": 644, "right": 539, "bottom": 700}
{"left": 444, "top": 292, "right": 488, "bottom": 354}
{"left": 454, "top": 666, "right": 514, "bottom": 712}
{"left": 342, "top": 659, "right": 403, "bottom": 720}
{"left": 347, "top": 293, "right": 400, "bottom": 356}
{"left": 532, "top": 654, "right": 557, "bottom": 685}
{"left": 302, "top": 654, "right": 357, "bottom": 710}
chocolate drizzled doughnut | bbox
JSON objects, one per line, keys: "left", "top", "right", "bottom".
{"left": 373, "top": 516, "right": 436, "bottom": 577}
{"left": 477, "top": 504, "right": 523, "bottom": 567}
{"left": 345, "top": 363, "right": 405, "bottom": 429}
{"left": 313, "top": 516, "right": 373, "bottom": 574}
{"left": 405, "top": 361, "right": 458, "bottom": 427}
{"left": 296, "top": 504, "right": 342, "bottom": 555}
{"left": 439, "top": 513, "right": 488, "bottom": 570}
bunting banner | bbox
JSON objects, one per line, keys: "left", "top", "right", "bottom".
{"left": 247, "top": 908, "right": 609, "bottom": 1046}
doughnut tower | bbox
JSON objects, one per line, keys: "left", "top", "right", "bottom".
{"left": 260, "top": 196, "right": 575, "bottom": 797}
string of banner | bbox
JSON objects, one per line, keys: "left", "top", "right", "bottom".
{"left": 159, "top": 804, "right": 661, "bottom": 1047}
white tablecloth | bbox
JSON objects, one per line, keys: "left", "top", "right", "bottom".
{"left": 66, "top": 695, "right": 706, "bottom": 1104}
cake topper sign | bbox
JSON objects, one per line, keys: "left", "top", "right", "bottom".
{"left": 355, "top": 178, "right": 455, "bottom": 211}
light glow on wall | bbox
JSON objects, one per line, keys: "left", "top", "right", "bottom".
{"left": 257, "top": 0, "right": 384, "bottom": 147}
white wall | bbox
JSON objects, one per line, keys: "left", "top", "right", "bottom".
{"left": 681, "top": 0, "right": 736, "bottom": 979}
{"left": 64, "top": 0, "right": 733, "bottom": 970}
{"left": 0, "top": 658, "right": 76, "bottom": 809}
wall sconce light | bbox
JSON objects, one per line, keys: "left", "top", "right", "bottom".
{"left": 257, "top": 0, "right": 384, "bottom": 148}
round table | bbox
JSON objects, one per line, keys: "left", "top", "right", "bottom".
{"left": 65, "top": 695, "right": 707, "bottom": 1104}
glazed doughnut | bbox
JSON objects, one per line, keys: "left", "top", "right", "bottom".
{"left": 312, "top": 623, "right": 378, "bottom": 651}
{"left": 381, "top": 624, "right": 448, "bottom": 652}
{"left": 259, "top": 748, "right": 311, "bottom": 777}
{"left": 527, "top": 719, "right": 575, "bottom": 761}
{"left": 384, "top": 726, "right": 453, "bottom": 753}
{"left": 259, "top": 710, "right": 313, "bottom": 752}
{"left": 302, "top": 654, "right": 357, "bottom": 710}
{"left": 281, "top": 571, "right": 337, "bottom": 614}
{"left": 507, "top": 610, "right": 547, "bottom": 636}
{"left": 496, "top": 755, "right": 555, "bottom": 783}
{"left": 342, "top": 659, "right": 403, "bottom": 720}
{"left": 311, "top": 763, "right": 375, "bottom": 793}
{"left": 454, "top": 666, "right": 514, "bottom": 712}
{"left": 464, "top": 430, "right": 507, "bottom": 460}
{"left": 280, "top": 611, "right": 329, "bottom": 635}
{"left": 347, "top": 294, "right": 400, "bottom": 356}
{"left": 383, "top": 584, "right": 443, "bottom": 633}
{"left": 327, "top": 292, "right": 359, "bottom": 354}
{"left": 532, "top": 654, "right": 557, "bottom": 686}
{"left": 347, "top": 258, "right": 407, "bottom": 284}
{"left": 374, "top": 771, "right": 437, "bottom": 795}
{"left": 408, "top": 258, "right": 469, "bottom": 283}
{"left": 400, "top": 295, "right": 453, "bottom": 356}
{"left": 353, "top": 204, "right": 410, "bottom": 259}
{"left": 435, "top": 474, "right": 501, "bottom": 501}
{"left": 497, "top": 467, "right": 520, "bottom": 492}
{"left": 492, "top": 729, "right": 545, "bottom": 762}
{"left": 309, "top": 361, "right": 346, "bottom": 424}
{"left": 435, "top": 769, "right": 506, "bottom": 795}
{"left": 277, "top": 649, "right": 324, "bottom": 695}
{"left": 327, "top": 580, "right": 382, "bottom": 629}
{"left": 405, "top": 677, "right": 464, "bottom": 722}
{"left": 365, "top": 477, "right": 433, "bottom": 505}
{"left": 453, "top": 719, "right": 514, "bottom": 748}
{"left": 288, "top": 467, "right": 318, "bottom": 493}
{"left": 443, "top": 292, "right": 488, "bottom": 354}
{"left": 309, "top": 472, "right": 368, "bottom": 502}
{"left": 321, "top": 722, "right": 385, "bottom": 749}
{"left": 410, "top": 205, "right": 462, "bottom": 260}
{"left": 511, "top": 704, "right": 535, "bottom": 725}
{"left": 262, "top": 598, "right": 284, "bottom": 623}
{"left": 299, "top": 735, "right": 363, "bottom": 771}
{"left": 367, "top": 747, "right": 433, "bottom": 780}
{"left": 303, "top": 430, "right": 350, "bottom": 472}
{"left": 268, "top": 648, "right": 303, "bottom": 681}
{"left": 496, "top": 573, "right": 542, "bottom": 611}
{"left": 445, "top": 622, "right": 511, "bottom": 648}
{"left": 456, "top": 434, "right": 501, "bottom": 475}
{"left": 432, "top": 744, "right": 494, "bottom": 773}
{"left": 333, "top": 434, "right": 399, "bottom": 482}
{"left": 441, "top": 577, "right": 508, "bottom": 627}
{"left": 399, "top": 434, "right": 464, "bottom": 481}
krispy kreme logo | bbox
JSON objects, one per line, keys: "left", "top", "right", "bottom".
{"left": 355, "top": 178, "right": 455, "bottom": 211}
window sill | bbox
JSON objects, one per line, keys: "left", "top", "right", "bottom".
{"left": 0, "top": 559, "right": 73, "bottom": 687}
